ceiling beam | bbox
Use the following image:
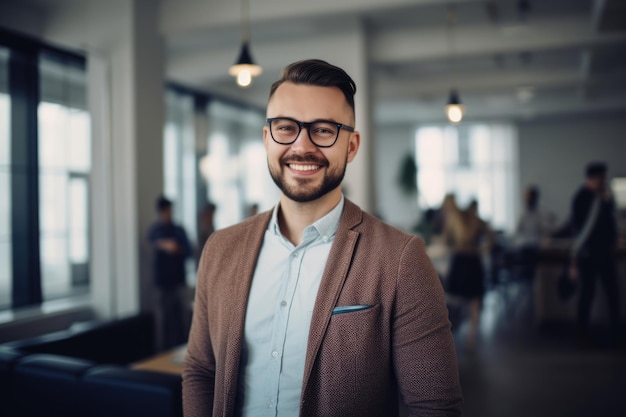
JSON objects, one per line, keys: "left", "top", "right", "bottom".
{"left": 371, "top": 16, "right": 626, "bottom": 64}
{"left": 374, "top": 68, "right": 585, "bottom": 99}
{"left": 159, "top": 0, "right": 484, "bottom": 35}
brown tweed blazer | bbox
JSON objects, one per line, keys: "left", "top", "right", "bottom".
{"left": 183, "top": 199, "right": 463, "bottom": 416}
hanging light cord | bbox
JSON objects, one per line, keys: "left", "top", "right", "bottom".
{"left": 241, "top": 0, "right": 250, "bottom": 43}
{"left": 447, "top": 4, "right": 458, "bottom": 90}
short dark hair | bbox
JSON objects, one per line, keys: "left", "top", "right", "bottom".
{"left": 585, "top": 162, "right": 607, "bottom": 178}
{"left": 268, "top": 59, "right": 357, "bottom": 114}
{"left": 156, "top": 195, "right": 172, "bottom": 212}
{"left": 526, "top": 185, "right": 540, "bottom": 208}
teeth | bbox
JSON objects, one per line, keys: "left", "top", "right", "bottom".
{"left": 290, "top": 164, "right": 319, "bottom": 171}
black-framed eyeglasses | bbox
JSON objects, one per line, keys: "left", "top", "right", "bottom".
{"left": 266, "top": 117, "right": 354, "bottom": 148}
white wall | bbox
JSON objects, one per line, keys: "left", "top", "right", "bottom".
{"left": 517, "top": 111, "right": 626, "bottom": 226}
{"left": 374, "top": 123, "right": 420, "bottom": 232}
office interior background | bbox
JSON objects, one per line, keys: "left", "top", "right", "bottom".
{"left": 0, "top": 0, "right": 626, "bottom": 414}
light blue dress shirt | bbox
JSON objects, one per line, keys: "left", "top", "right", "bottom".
{"left": 235, "top": 197, "right": 344, "bottom": 417}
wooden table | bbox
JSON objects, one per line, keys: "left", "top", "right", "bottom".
{"left": 534, "top": 245, "right": 626, "bottom": 324}
{"left": 132, "top": 344, "right": 187, "bottom": 374}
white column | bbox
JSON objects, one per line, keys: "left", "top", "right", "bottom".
{"left": 84, "top": 0, "right": 164, "bottom": 318}
{"left": 88, "top": 53, "right": 115, "bottom": 317}
{"left": 132, "top": 0, "right": 166, "bottom": 314}
{"left": 329, "top": 21, "right": 374, "bottom": 213}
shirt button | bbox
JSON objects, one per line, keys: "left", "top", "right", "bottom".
{"left": 272, "top": 350, "right": 278, "bottom": 358}
{"left": 292, "top": 252, "right": 299, "bottom": 258}
{"left": 322, "top": 235, "right": 328, "bottom": 241}
{"left": 280, "top": 300, "right": 287, "bottom": 307}
{"left": 266, "top": 401, "right": 272, "bottom": 408}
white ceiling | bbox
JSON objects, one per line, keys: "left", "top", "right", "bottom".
{"left": 17, "top": 0, "right": 626, "bottom": 125}
{"left": 159, "top": 0, "right": 626, "bottom": 125}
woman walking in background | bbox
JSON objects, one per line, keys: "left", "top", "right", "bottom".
{"left": 443, "top": 195, "right": 494, "bottom": 350}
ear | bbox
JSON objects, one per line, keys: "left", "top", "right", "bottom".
{"left": 263, "top": 125, "right": 271, "bottom": 149}
{"left": 346, "top": 130, "right": 360, "bottom": 163}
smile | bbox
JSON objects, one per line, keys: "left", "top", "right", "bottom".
{"left": 288, "top": 164, "right": 321, "bottom": 172}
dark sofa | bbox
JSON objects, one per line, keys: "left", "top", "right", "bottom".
{"left": 0, "top": 313, "right": 183, "bottom": 417}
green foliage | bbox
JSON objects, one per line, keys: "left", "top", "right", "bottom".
{"left": 397, "top": 153, "right": 417, "bottom": 195}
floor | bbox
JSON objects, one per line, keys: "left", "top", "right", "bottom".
{"left": 452, "top": 280, "right": 626, "bottom": 417}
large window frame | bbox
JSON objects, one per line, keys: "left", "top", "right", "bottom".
{"left": 0, "top": 28, "right": 89, "bottom": 311}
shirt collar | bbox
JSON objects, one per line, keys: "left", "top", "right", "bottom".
{"left": 269, "top": 195, "right": 345, "bottom": 242}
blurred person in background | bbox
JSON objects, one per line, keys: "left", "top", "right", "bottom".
{"left": 513, "top": 185, "right": 557, "bottom": 280}
{"left": 570, "top": 162, "right": 620, "bottom": 344}
{"left": 444, "top": 196, "right": 494, "bottom": 350}
{"left": 247, "top": 203, "right": 260, "bottom": 217}
{"left": 196, "top": 202, "right": 216, "bottom": 264}
{"left": 148, "top": 195, "right": 192, "bottom": 350}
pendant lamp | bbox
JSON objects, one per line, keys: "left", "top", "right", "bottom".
{"left": 446, "top": 90, "right": 464, "bottom": 124}
{"left": 229, "top": 0, "right": 262, "bottom": 87}
{"left": 445, "top": 5, "right": 464, "bottom": 124}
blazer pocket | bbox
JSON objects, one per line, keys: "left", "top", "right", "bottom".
{"left": 331, "top": 304, "right": 373, "bottom": 316}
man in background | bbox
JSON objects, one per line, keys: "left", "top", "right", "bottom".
{"left": 148, "top": 195, "right": 192, "bottom": 350}
{"left": 570, "top": 162, "right": 620, "bottom": 343}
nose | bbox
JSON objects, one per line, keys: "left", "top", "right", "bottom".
{"left": 290, "top": 126, "right": 317, "bottom": 151}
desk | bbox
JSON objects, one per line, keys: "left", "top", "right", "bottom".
{"left": 132, "top": 344, "right": 187, "bottom": 374}
{"left": 534, "top": 245, "right": 626, "bottom": 324}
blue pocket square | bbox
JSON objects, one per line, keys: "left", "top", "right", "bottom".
{"left": 332, "top": 305, "right": 373, "bottom": 315}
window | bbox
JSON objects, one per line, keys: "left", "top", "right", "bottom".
{"left": 164, "top": 88, "right": 271, "bottom": 284}
{"left": 38, "top": 54, "right": 90, "bottom": 301}
{"left": 415, "top": 124, "right": 518, "bottom": 232}
{"left": 201, "top": 100, "right": 274, "bottom": 230}
{"left": 0, "top": 30, "right": 89, "bottom": 311}
{"left": 0, "top": 47, "right": 11, "bottom": 309}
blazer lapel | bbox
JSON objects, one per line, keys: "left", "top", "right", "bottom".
{"left": 301, "top": 200, "right": 363, "bottom": 393}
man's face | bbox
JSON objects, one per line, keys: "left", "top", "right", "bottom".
{"left": 588, "top": 175, "right": 607, "bottom": 192}
{"left": 160, "top": 206, "right": 173, "bottom": 223}
{"left": 263, "top": 82, "right": 360, "bottom": 203}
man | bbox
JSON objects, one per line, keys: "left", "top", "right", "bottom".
{"left": 183, "top": 59, "right": 463, "bottom": 416}
{"left": 148, "top": 195, "right": 192, "bottom": 350}
{"left": 570, "top": 162, "right": 620, "bottom": 340}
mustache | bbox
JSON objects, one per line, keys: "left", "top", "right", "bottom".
{"left": 281, "top": 154, "right": 328, "bottom": 166}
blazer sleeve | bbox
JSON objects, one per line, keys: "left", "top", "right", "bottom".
{"left": 393, "top": 236, "right": 463, "bottom": 416}
{"left": 182, "top": 239, "right": 216, "bottom": 416}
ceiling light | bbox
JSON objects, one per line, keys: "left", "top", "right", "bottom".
{"left": 445, "top": 6, "right": 463, "bottom": 124}
{"left": 446, "top": 90, "right": 464, "bottom": 124}
{"left": 229, "top": 0, "right": 261, "bottom": 88}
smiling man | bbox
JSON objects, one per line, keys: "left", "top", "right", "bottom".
{"left": 183, "top": 59, "right": 463, "bottom": 417}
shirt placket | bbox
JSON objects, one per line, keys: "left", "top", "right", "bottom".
{"left": 264, "top": 232, "right": 314, "bottom": 414}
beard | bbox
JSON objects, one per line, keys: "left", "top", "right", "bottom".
{"left": 268, "top": 153, "right": 347, "bottom": 203}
